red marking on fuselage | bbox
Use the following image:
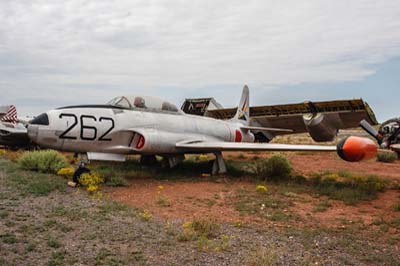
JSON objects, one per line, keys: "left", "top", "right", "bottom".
{"left": 235, "top": 130, "right": 242, "bottom": 142}
{"left": 136, "top": 135, "right": 145, "bottom": 149}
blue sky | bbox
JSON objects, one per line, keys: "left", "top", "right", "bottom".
{"left": 251, "top": 57, "right": 400, "bottom": 122}
{"left": 0, "top": 1, "right": 399, "bottom": 123}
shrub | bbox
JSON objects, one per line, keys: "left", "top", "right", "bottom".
{"left": 311, "top": 171, "right": 387, "bottom": 205}
{"left": 190, "top": 218, "right": 220, "bottom": 238}
{"left": 253, "top": 154, "right": 292, "bottom": 180}
{"left": 179, "top": 218, "right": 220, "bottom": 242}
{"left": 246, "top": 247, "right": 278, "bottom": 266}
{"left": 104, "top": 175, "right": 129, "bottom": 187}
{"left": 18, "top": 150, "right": 68, "bottom": 173}
{"left": 79, "top": 172, "right": 104, "bottom": 193}
{"left": 139, "top": 210, "right": 152, "bottom": 221}
{"left": 197, "top": 154, "right": 209, "bottom": 162}
{"left": 57, "top": 167, "right": 75, "bottom": 178}
{"left": 377, "top": 151, "right": 397, "bottom": 163}
{"left": 156, "top": 195, "right": 171, "bottom": 207}
{"left": 256, "top": 185, "right": 268, "bottom": 193}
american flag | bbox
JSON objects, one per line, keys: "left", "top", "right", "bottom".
{"left": 0, "top": 105, "right": 18, "bottom": 124}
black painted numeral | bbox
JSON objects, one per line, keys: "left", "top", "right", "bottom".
{"left": 98, "top": 117, "right": 114, "bottom": 141}
{"left": 58, "top": 114, "right": 114, "bottom": 141}
{"left": 80, "top": 115, "right": 97, "bottom": 140}
{"left": 59, "top": 114, "right": 78, "bottom": 139}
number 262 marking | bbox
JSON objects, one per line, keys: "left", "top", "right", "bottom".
{"left": 59, "top": 113, "right": 114, "bottom": 141}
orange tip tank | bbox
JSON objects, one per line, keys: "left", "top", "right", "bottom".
{"left": 337, "top": 136, "right": 377, "bottom": 162}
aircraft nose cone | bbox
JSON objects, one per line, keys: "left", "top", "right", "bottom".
{"left": 337, "top": 136, "right": 377, "bottom": 162}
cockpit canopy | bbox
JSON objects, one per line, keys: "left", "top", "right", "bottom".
{"left": 107, "top": 96, "right": 180, "bottom": 113}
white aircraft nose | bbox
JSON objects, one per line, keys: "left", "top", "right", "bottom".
{"left": 27, "top": 113, "right": 49, "bottom": 143}
{"left": 27, "top": 124, "right": 39, "bottom": 142}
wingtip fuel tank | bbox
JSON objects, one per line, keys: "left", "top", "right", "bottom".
{"left": 337, "top": 136, "right": 378, "bottom": 162}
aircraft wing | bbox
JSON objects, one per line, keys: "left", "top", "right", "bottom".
{"left": 176, "top": 136, "right": 378, "bottom": 163}
{"left": 176, "top": 140, "right": 336, "bottom": 152}
{"left": 187, "top": 98, "right": 378, "bottom": 142}
{"left": 0, "top": 122, "right": 30, "bottom": 148}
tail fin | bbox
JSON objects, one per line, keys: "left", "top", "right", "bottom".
{"left": 0, "top": 105, "right": 18, "bottom": 124}
{"left": 232, "top": 85, "right": 250, "bottom": 124}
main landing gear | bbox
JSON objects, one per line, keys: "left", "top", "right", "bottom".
{"left": 139, "top": 153, "right": 227, "bottom": 175}
{"left": 212, "top": 152, "right": 227, "bottom": 175}
{"left": 140, "top": 154, "right": 186, "bottom": 169}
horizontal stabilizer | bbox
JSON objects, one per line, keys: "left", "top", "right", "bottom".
{"left": 240, "top": 126, "right": 293, "bottom": 133}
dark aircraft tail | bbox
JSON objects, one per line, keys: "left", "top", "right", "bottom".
{"left": 232, "top": 85, "right": 250, "bottom": 125}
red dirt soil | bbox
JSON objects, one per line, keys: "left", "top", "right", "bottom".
{"left": 226, "top": 151, "right": 400, "bottom": 180}
{"left": 108, "top": 153, "right": 400, "bottom": 229}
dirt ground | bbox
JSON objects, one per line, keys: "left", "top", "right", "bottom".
{"left": 227, "top": 151, "right": 400, "bottom": 180}
{"left": 109, "top": 152, "right": 400, "bottom": 231}
{"left": 2, "top": 152, "right": 400, "bottom": 265}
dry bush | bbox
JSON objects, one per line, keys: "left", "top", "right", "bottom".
{"left": 310, "top": 171, "right": 386, "bottom": 205}
{"left": 377, "top": 150, "right": 397, "bottom": 163}
{"left": 246, "top": 247, "right": 278, "bottom": 266}
{"left": 252, "top": 154, "right": 292, "bottom": 180}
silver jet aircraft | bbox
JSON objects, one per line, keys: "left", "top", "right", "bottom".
{"left": 5, "top": 86, "right": 378, "bottom": 176}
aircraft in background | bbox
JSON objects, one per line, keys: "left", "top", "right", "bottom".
{"left": 360, "top": 118, "right": 400, "bottom": 156}
{"left": 1, "top": 86, "right": 377, "bottom": 176}
{"left": 0, "top": 105, "right": 30, "bottom": 148}
{"left": 182, "top": 94, "right": 378, "bottom": 143}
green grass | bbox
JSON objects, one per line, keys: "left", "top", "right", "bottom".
{"left": 231, "top": 188, "right": 299, "bottom": 222}
{"left": 0, "top": 210, "right": 9, "bottom": 219}
{"left": 43, "top": 220, "right": 72, "bottom": 233}
{"left": 246, "top": 247, "right": 278, "bottom": 266}
{"left": 47, "top": 251, "right": 66, "bottom": 266}
{"left": 47, "top": 236, "right": 62, "bottom": 249}
{"left": 0, "top": 158, "right": 66, "bottom": 197}
{"left": 1, "top": 232, "right": 17, "bottom": 244}
{"left": 310, "top": 171, "right": 386, "bottom": 205}
{"left": 377, "top": 150, "right": 397, "bottom": 163}
{"left": 50, "top": 206, "right": 88, "bottom": 221}
{"left": 25, "top": 242, "right": 37, "bottom": 253}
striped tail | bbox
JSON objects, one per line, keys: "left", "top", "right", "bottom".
{"left": 0, "top": 105, "right": 18, "bottom": 124}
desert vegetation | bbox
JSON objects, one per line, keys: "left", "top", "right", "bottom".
{"left": 0, "top": 149, "right": 399, "bottom": 265}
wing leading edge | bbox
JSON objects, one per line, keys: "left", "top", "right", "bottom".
{"left": 177, "top": 136, "right": 378, "bottom": 163}
{"left": 176, "top": 140, "right": 336, "bottom": 152}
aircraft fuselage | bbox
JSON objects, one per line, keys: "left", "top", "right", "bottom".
{"left": 27, "top": 106, "right": 254, "bottom": 155}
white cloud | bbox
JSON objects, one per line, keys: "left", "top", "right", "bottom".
{"left": 0, "top": 0, "right": 400, "bottom": 114}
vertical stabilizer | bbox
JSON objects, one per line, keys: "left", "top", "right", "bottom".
{"left": 0, "top": 105, "right": 17, "bottom": 124}
{"left": 232, "top": 85, "right": 250, "bottom": 124}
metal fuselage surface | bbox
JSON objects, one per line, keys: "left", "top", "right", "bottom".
{"left": 27, "top": 106, "right": 254, "bottom": 155}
